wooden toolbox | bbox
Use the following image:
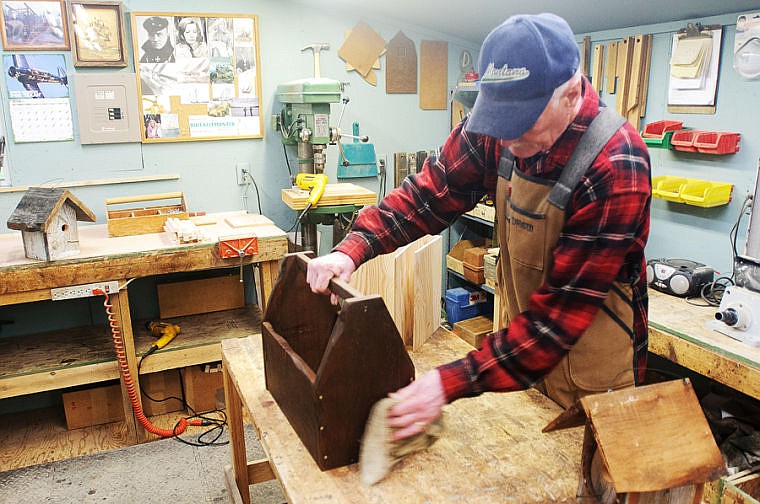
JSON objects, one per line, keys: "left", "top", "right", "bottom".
{"left": 105, "top": 192, "right": 189, "bottom": 237}
{"left": 262, "top": 252, "right": 414, "bottom": 470}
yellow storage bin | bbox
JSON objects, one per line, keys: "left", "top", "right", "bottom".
{"left": 652, "top": 175, "right": 733, "bottom": 207}
{"left": 652, "top": 175, "right": 688, "bottom": 202}
{"left": 679, "top": 180, "right": 733, "bottom": 207}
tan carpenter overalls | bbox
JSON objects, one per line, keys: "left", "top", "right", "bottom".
{"left": 494, "top": 107, "right": 635, "bottom": 409}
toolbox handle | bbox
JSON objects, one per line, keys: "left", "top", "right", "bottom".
{"left": 105, "top": 192, "right": 185, "bottom": 205}
{"left": 294, "top": 252, "right": 362, "bottom": 300}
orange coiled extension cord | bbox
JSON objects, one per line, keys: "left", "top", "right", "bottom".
{"left": 95, "top": 288, "right": 202, "bottom": 437}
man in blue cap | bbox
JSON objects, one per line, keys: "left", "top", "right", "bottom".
{"left": 140, "top": 16, "right": 175, "bottom": 63}
{"left": 307, "top": 12, "right": 651, "bottom": 444}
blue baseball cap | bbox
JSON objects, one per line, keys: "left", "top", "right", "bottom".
{"left": 465, "top": 13, "right": 580, "bottom": 140}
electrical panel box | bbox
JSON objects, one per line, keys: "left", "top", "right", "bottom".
{"left": 74, "top": 73, "right": 140, "bottom": 144}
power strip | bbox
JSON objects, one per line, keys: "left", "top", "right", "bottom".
{"left": 51, "top": 281, "right": 121, "bottom": 301}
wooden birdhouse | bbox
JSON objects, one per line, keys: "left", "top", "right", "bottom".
{"left": 543, "top": 379, "right": 727, "bottom": 504}
{"left": 7, "top": 187, "right": 96, "bottom": 261}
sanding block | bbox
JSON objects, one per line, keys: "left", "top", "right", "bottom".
{"left": 359, "top": 397, "right": 443, "bottom": 485}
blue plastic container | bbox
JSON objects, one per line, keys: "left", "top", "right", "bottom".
{"left": 445, "top": 286, "right": 492, "bottom": 324}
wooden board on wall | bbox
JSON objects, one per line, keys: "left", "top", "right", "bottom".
{"left": 605, "top": 40, "right": 618, "bottom": 94}
{"left": 615, "top": 36, "right": 634, "bottom": 116}
{"left": 419, "top": 41, "right": 448, "bottom": 110}
{"left": 386, "top": 31, "right": 417, "bottom": 94}
{"left": 591, "top": 43, "right": 605, "bottom": 93}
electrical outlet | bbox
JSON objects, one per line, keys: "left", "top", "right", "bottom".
{"left": 51, "top": 281, "right": 121, "bottom": 301}
{"left": 236, "top": 162, "right": 251, "bottom": 185}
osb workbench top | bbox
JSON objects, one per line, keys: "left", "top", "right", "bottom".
{"left": 222, "top": 327, "right": 583, "bottom": 503}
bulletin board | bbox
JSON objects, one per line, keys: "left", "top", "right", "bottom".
{"left": 130, "top": 11, "right": 263, "bottom": 143}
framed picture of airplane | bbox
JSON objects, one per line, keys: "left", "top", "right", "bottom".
{"left": 0, "top": 0, "right": 69, "bottom": 50}
{"left": 69, "top": 1, "right": 127, "bottom": 67}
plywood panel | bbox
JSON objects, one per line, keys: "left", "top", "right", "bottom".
{"left": 419, "top": 41, "right": 448, "bottom": 110}
{"left": 157, "top": 275, "right": 244, "bottom": 318}
{"left": 350, "top": 235, "right": 440, "bottom": 348}
{"left": 350, "top": 245, "right": 408, "bottom": 335}
{"left": 281, "top": 183, "right": 376, "bottom": 210}
{"left": 413, "top": 235, "right": 442, "bottom": 350}
{"left": 386, "top": 31, "right": 417, "bottom": 94}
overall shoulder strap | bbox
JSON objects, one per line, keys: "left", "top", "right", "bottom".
{"left": 497, "top": 147, "right": 514, "bottom": 180}
{"left": 548, "top": 107, "right": 627, "bottom": 210}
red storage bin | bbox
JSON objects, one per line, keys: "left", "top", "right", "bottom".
{"left": 670, "top": 130, "right": 701, "bottom": 152}
{"left": 693, "top": 132, "right": 741, "bottom": 155}
{"left": 642, "top": 120, "right": 683, "bottom": 139}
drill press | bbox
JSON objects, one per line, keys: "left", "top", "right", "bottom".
{"left": 273, "top": 43, "right": 369, "bottom": 252}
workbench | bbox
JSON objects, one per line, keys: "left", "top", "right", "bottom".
{"left": 0, "top": 211, "right": 287, "bottom": 443}
{"left": 647, "top": 290, "right": 760, "bottom": 401}
{"left": 221, "top": 327, "right": 583, "bottom": 504}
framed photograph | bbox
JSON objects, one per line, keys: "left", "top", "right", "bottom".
{"left": 131, "top": 11, "right": 263, "bottom": 143}
{"left": 69, "top": 1, "right": 126, "bottom": 67}
{"left": 0, "top": 0, "right": 69, "bottom": 50}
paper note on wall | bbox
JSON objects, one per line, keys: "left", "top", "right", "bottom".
{"left": 668, "top": 28, "right": 722, "bottom": 107}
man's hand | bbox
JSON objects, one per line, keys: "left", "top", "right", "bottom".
{"left": 387, "top": 370, "right": 446, "bottom": 440}
{"left": 306, "top": 251, "right": 356, "bottom": 304}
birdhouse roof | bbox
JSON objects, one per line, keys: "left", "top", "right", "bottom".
{"left": 6, "top": 187, "right": 96, "bottom": 233}
{"left": 542, "top": 379, "right": 726, "bottom": 493}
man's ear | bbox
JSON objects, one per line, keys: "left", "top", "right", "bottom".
{"left": 562, "top": 78, "right": 582, "bottom": 108}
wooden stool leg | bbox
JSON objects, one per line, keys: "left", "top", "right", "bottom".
{"left": 224, "top": 354, "right": 250, "bottom": 504}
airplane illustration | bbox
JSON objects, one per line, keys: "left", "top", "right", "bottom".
{"left": 7, "top": 54, "right": 67, "bottom": 98}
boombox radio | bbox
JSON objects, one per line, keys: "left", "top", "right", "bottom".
{"left": 645, "top": 258, "right": 715, "bottom": 297}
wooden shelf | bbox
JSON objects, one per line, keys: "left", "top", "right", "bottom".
{"left": 461, "top": 212, "right": 494, "bottom": 228}
{"left": 134, "top": 306, "right": 262, "bottom": 374}
{"left": 0, "top": 324, "right": 119, "bottom": 398}
{"left": 0, "top": 306, "right": 263, "bottom": 399}
{"left": 447, "top": 267, "right": 494, "bottom": 294}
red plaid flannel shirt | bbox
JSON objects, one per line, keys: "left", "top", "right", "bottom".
{"left": 335, "top": 78, "right": 651, "bottom": 402}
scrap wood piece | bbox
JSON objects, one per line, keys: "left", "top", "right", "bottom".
{"left": 605, "top": 41, "right": 618, "bottom": 94}
{"left": 338, "top": 21, "right": 386, "bottom": 78}
{"left": 626, "top": 35, "right": 645, "bottom": 130}
{"left": 615, "top": 36, "right": 633, "bottom": 115}
{"left": 386, "top": 31, "right": 417, "bottom": 94}
{"left": 419, "top": 40, "right": 448, "bottom": 110}
{"left": 412, "top": 235, "right": 442, "bottom": 350}
{"left": 639, "top": 34, "right": 653, "bottom": 118}
{"left": 581, "top": 35, "right": 591, "bottom": 78}
{"left": 344, "top": 27, "right": 386, "bottom": 86}
{"left": 224, "top": 213, "right": 273, "bottom": 228}
{"left": 281, "top": 183, "right": 376, "bottom": 210}
{"left": 591, "top": 43, "right": 605, "bottom": 94}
